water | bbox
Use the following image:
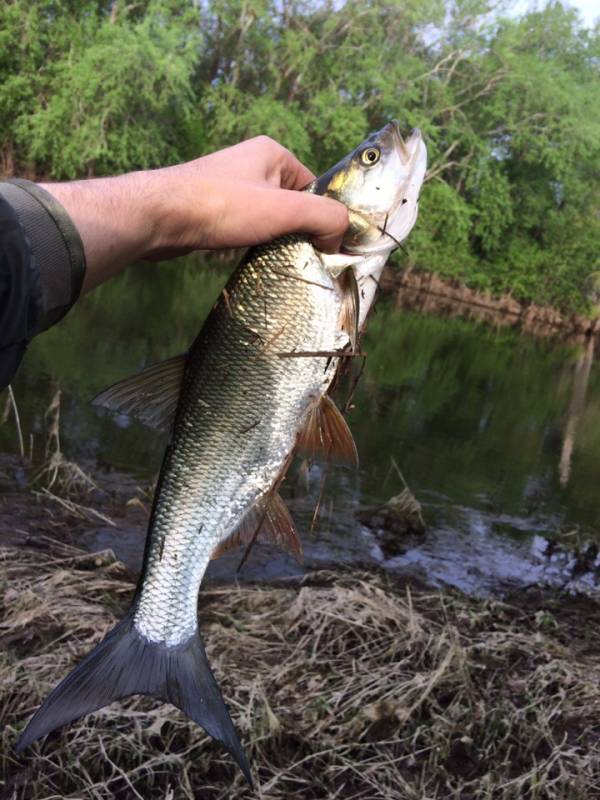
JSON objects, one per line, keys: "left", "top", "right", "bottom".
{"left": 2, "top": 258, "right": 599, "bottom": 595}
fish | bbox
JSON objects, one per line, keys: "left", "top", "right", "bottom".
{"left": 16, "top": 122, "right": 427, "bottom": 782}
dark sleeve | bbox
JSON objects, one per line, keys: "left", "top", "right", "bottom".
{"left": 0, "top": 180, "right": 86, "bottom": 390}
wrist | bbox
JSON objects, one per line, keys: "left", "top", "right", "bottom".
{"left": 39, "top": 173, "right": 162, "bottom": 290}
{"left": 139, "top": 163, "right": 215, "bottom": 256}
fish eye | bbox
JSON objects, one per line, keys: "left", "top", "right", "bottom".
{"left": 360, "top": 147, "right": 380, "bottom": 166}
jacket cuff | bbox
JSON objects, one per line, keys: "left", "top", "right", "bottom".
{"left": 0, "top": 179, "right": 86, "bottom": 334}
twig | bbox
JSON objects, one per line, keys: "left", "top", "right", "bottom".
{"left": 7, "top": 385, "right": 24, "bottom": 458}
{"left": 309, "top": 463, "right": 330, "bottom": 537}
{"left": 270, "top": 269, "right": 333, "bottom": 291}
{"left": 98, "top": 736, "right": 146, "bottom": 800}
{"left": 390, "top": 456, "right": 409, "bottom": 492}
{"left": 236, "top": 501, "right": 271, "bottom": 575}
{"left": 342, "top": 355, "right": 367, "bottom": 414}
{"left": 35, "top": 488, "right": 116, "bottom": 527}
{"left": 277, "top": 350, "right": 366, "bottom": 359}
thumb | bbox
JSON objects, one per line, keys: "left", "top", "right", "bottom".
{"left": 271, "top": 192, "right": 349, "bottom": 253}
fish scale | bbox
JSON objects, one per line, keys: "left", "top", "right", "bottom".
{"left": 134, "top": 235, "right": 345, "bottom": 645}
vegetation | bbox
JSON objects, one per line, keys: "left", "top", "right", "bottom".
{"left": 0, "top": 0, "right": 599, "bottom": 311}
{"left": 2, "top": 535, "right": 600, "bottom": 798}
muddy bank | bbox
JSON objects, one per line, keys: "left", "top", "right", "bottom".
{"left": 2, "top": 450, "right": 600, "bottom": 599}
{"left": 381, "top": 268, "right": 599, "bottom": 339}
{"left": 1, "top": 535, "right": 599, "bottom": 799}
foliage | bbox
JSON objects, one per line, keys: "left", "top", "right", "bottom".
{"left": 0, "top": 0, "right": 599, "bottom": 310}
{"left": 1, "top": 1, "right": 200, "bottom": 177}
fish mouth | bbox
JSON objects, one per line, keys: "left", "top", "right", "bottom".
{"left": 381, "top": 123, "right": 425, "bottom": 221}
{"left": 383, "top": 125, "right": 426, "bottom": 246}
{"left": 385, "top": 120, "right": 423, "bottom": 165}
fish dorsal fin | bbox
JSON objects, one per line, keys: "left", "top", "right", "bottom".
{"left": 297, "top": 394, "right": 359, "bottom": 467}
{"left": 338, "top": 266, "right": 360, "bottom": 351}
{"left": 211, "top": 492, "right": 302, "bottom": 562}
{"left": 92, "top": 354, "right": 187, "bottom": 431}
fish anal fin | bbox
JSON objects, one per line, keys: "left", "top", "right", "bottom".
{"left": 297, "top": 395, "right": 359, "bottom": 467}
{"left": 211, "top": 493, "right": 302, "bottom": 563}
{"left": 92, "top": 354, "right": 187, "bottom": 431}
{"left": 338, "top": 267, "right": 360, "bottom": 351}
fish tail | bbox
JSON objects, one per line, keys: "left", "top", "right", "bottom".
{"left": 16, "top": 609, "right": 252, "bottom": 784}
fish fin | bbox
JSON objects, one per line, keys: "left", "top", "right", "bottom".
{"left": 92, "top": 354, "right": 187, "bottom": 431}
{"left": 297, "top": 395, "right": 359, "bottom": 467}
{"left": 338, "top": 267, "right": 360, "bottom": 351}
{"left": 16, "top": 610, "right": 252, "bottom": 785}
{"left": 211, "top": 493, "right": 302, "bottom": 563}
{"left": 319, "top": 252, "right": 364, "bottom": 278}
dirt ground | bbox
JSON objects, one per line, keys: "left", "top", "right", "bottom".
{"left": 1, "top": 519, "right": 600, "bottom": 800}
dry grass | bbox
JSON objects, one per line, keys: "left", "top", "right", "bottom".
{"left": 1, "top": 539, "right": 600, "bottom": 799}
{"left": 32, "top": 385, "right": 98, "bottom": 499}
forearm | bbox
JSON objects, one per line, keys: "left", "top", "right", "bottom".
{"left": 39, "top": 172, "right": 161, "bottom": 293}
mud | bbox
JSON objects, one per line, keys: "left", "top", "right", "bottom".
{"left": 2, "top": 454, "right": 599, "bottom": 600}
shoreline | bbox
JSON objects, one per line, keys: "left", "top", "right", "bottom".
{"left": 2, "top": 453, "right": 600, "bottom": 600}
{"left": 2, "top": 433, "right": 600, "bottom": 594}
{"left": 381, "top": 267, "right": 599, "bottom": 340}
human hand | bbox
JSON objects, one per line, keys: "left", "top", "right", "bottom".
{"left": 40, "top": 137, "right": 349, "bottom": 292}
{"left": 148, "top": 136, "right": 349, "bottom": 256}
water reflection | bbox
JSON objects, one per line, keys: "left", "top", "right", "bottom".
{"left": 559, "top": 337, "right": 595, "bottom": 488}
{"left": 1, "top": 258, "right": 599, "bottom": 595}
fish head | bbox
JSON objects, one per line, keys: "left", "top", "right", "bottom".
{"left": 310, "top": 121, "right": 427, "bottom": 255}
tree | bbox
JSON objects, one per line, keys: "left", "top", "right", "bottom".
{"left": 1, "top": 1, "right": 201, "bottom": 177}
{"left": 1, "top": 0, "right": 598, "bottom": 311}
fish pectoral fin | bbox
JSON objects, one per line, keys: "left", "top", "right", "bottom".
{"left": 211, "top": 492, "right": 303, "bottom": 563}
{"left": 92, "top": 353, "right": 187, "bottom": 431}
{"left": 318, "top": 251, "right": 364, "bottom": 278}
{"left": 338, "top": 266, "right": 360, "bottom": 352}
{"left": 297, "top": 394, "right": 359, "bottom": 467}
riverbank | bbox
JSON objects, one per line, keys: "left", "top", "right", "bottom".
{"left": 1, "top": 535, "right": 599, "bottom": 799}
{"left": 2, "top": 449, "right": 600, "bottom": 598}
{"left": 382, "top": 268, "right": 600, "bottom": 340}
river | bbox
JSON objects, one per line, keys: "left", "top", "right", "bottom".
{"left": 2, "top": 258, "right": 599, "bottom": 596}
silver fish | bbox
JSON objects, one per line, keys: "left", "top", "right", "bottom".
{"left": 17, "top": 123, "right": 427, "bottom": 783}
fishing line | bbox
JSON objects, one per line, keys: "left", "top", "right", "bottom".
{"left": 378, "top": 215, "right": 409, "bottom": 257}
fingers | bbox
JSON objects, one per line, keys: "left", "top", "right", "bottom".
{"left": 149, "top": 140, "right": 348, "bottom": 255}
{"left": 220, "top": 136, "right": 316, "bottom": 191}
{"left": 276, "top": 149, "right": 316, "bottom": 191}
{"left": 267, "top": 190, "right": 349, "bottom": 253}
{"left": 231, "top": 139, "right": 346, "bottom": 249}
{"left": 252, "top": 136, "right": 316, "bottom": 190}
